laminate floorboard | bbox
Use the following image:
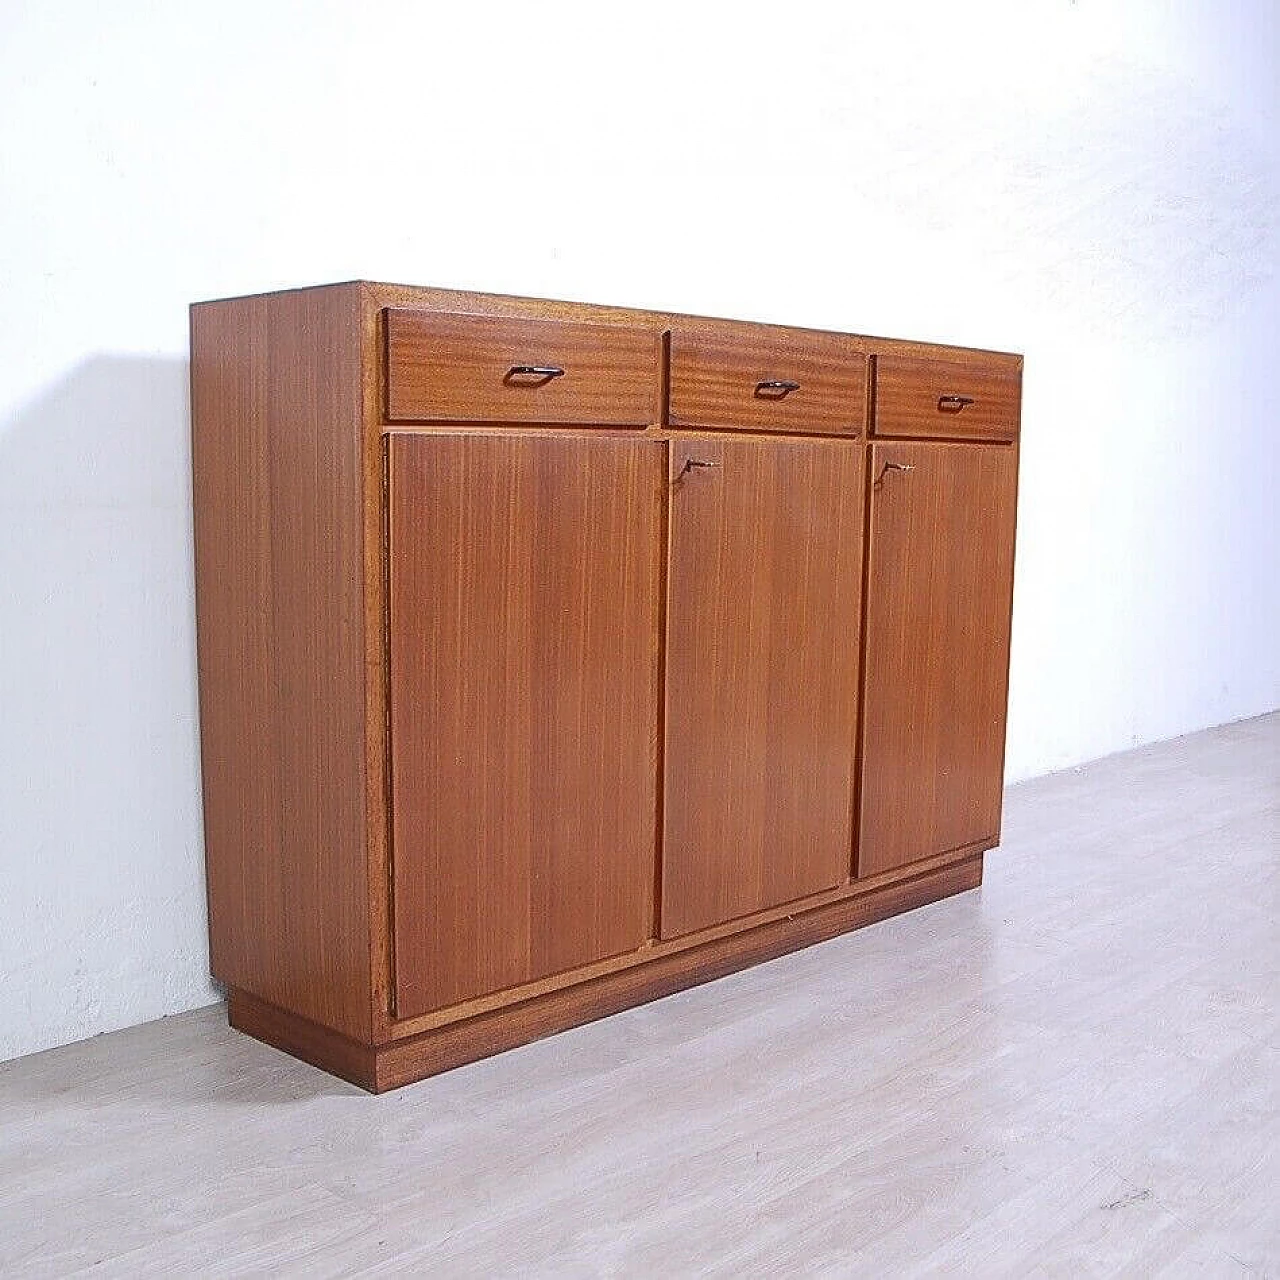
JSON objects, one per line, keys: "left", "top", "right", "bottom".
{"left": 1, "top": 713, "right": 1276, "bottom": 1276}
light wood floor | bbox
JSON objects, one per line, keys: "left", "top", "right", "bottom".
{"left": 2, "top": 714, "right": 1277, "bottom": 1277}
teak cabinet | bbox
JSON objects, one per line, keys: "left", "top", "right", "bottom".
{"left": 190, "top": 282, "right": 1022, "bottom": 1092}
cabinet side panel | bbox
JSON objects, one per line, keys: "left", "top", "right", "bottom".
{"left": 191, "top": 287, "right": 373, "bottom": 1042}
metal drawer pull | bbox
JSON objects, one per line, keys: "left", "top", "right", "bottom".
{"left": 505, "top": 364, "right": 565, "bottom": 384}
{"left": 755, "top": 379, "right": 800, "bottom": 398}
{"left": 938, "top": 394, "right": 975, "bottom": 412}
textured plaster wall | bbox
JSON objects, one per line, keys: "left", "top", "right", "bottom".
{"left": 1, "top": 0, "right": 1277, "bottom": 1060}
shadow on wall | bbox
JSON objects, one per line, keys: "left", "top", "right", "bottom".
{"left": 0, "top": 356, "right": 219, "bottom": 1063}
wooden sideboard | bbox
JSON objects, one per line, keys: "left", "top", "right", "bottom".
{"left": 190, "top": 282, "right": 1021, "bottom": 1092}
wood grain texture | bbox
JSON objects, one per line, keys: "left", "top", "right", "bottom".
{"left": 220, "top": 854, "right": 980, "bottom": 1091}
{"left": 356, "top": 287, "right": 395, "bottom": 1036}
{"left": 662, "top": 434, "right": 865, "bottom": 937}
{"left": 385, "top": 309, "right": 662, "bottom": 425}
{"left": 670, "top": 327, "right": 867, "bottom": 435}
{"left": 226, "top": 988, "right": 377, "bottom": 1091}
{"left": 199, "top": 279, "right": 1020, "bottom": 369}
{"left": 858, "top": 441, "right": 1019, "bottom": 877}
{"left": 387, "top": 432, "right": 664, "bottom": 1018}
{"left": 356, "top": 279, "right": 1017, "bottom": 367}
{"left": 874, "top": 352, "right": 1022, "bottom": 441}
{"left": 190, "top": 285, "right": 374, "bottom": 1043}
{"left": 376, "top": 856, "right": 982, "bottom": 1090}
{"left": 384, "top": 839, "right": 990, "bottom": 1041}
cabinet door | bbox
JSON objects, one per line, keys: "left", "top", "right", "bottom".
{"left": 388, "top": 433, "right": 663, "bottom": 1018}
{"left": 662, "top": 435, "right": 864, "bottom": 938}
{"left": 858, "top": 441, "right": 1018, "bottom": 878}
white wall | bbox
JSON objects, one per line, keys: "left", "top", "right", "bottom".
{"left": 2, "top": 0, "right": 1277, "bottom": 1061}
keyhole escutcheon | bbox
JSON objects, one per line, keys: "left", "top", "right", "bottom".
{"left": 677, "top": 458, "right": 717, "bottom": 480}
{"left": 873, "top": 461, "right": 915, "bottom": 490}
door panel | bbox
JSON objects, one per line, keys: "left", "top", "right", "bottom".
{"left": 388, "top": 432, "right": 663, "bottom": 1018}
{"left": 662, "top": 434, "right": 865, "bottom": 938}
{"left": 858, "top": 441, "right": 1018, "bottom": 877}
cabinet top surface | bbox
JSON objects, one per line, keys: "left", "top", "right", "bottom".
{"left": 188, "top": 280, "right": 1024, "bottom": 368}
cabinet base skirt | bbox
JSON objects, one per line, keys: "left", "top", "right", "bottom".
{"left": 227, "top": 852, "right": 983, "bottom": 1093}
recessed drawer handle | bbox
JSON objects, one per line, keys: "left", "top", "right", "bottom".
{"left": 505, "top": 364, "right": 565, "bottom": 384}
{"left": 938, "top": 394, "right": 975, "bottom": 412}
{"left": 755, "top": 379, "right": 800, "bottom": 399}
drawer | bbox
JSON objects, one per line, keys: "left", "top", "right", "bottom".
{"left": 385, "top": 310, "right": 662, "bottom": 425}
{"left": 874, "top": 353, "right": 1021, "bottom": 441}
{"left": 669, "top": 329, "right": 867, "bottom": 435}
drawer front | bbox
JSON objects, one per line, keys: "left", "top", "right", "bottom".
{"left": 386, "top": 310, "right": 662, "bottom": 425}
{"left": 874, "top": 353, "right": 1021, "bottom": 441}
{"left": 669, "top": 330, "right": 867, "bottom": 435}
